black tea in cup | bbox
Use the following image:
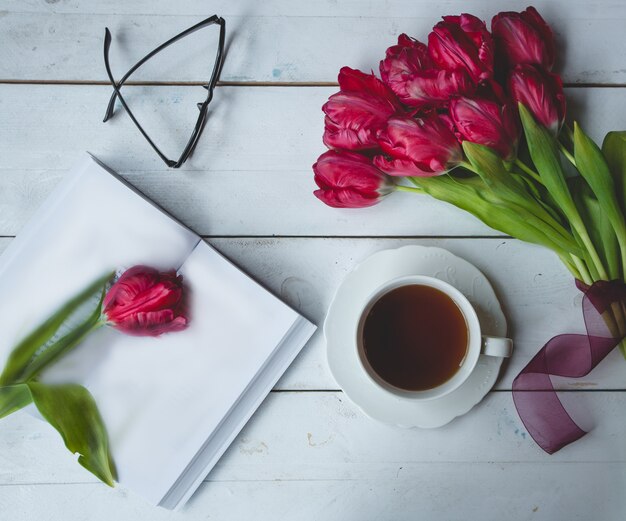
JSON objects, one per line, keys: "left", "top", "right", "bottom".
{"left": 362, "top": 284, "right": 468, "bottom": 391}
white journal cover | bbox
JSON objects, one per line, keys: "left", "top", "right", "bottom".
{"left": 0, "top": 154, "right": 316, "bottom": 509}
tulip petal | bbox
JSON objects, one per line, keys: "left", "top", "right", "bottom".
{"left": 509, "top": 64, "right": 565, "bottom": 135}
{"left": 103, "top": 266, "right": 188, "bottom": 336}
{"left": 492, "top": 7, "right": 556, "bottom": 70}
{"left": 322, "top": 91, "right": 395, "bottom": 150}
{"left": 428, "top": 13, "right": 493, "bottom": 83}
{"left": 103, "top": 266, "right": 158, "bottom": 308}
{"left": 373, "top": 155, "right": 440, "bottom": 177}
{"left": 338, "top": 67, "right": 400, "bottom": 107}
{"left": 376, "top": 115, "right": 463, "bottom": 175}
{"left": 313, "top": 150, "right": 392, "bottom": 208}
{"left": 322, "top": 69, "right": 401, "bottom": 151}
{"left": 450, "top": 97, "right": 519, "bottom": 160}
{"left": 381, "top": 32, "right": 476, "bottom": 109}
{"left": 105, "top": 282, "right": 183, "bottom": 322}
{"left": 115, "top": 310, "right": 188, "bottom": 336}
{"left": 401, "top": 68, "right": 475, "bottom": 108}
{"left": 314, "top": 188, "right": 380, "bottom": 208}
{"left": 380, "top": 34, "right": 431, "bottom": 86}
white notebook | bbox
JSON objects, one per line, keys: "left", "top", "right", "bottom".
{"left": 0, "top": 154, "right": 316, "bottom": 509}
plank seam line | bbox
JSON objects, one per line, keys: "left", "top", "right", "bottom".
{"left": 0, "top": 80, "right": 624, "bottom": 88}
{"left": 0, "top": 80, "right": 337, "bottom": 87}
{"left": 268, "top": 389, "right": 623, "bottom": 393}
{"left": 271, "top": 389, "right": 342, "bottom": 393}
{"left": 1, "top": 464, "right": 624, "bottom": 488}
{"left": 0, "top": 235, "right": 514, "bottom": 240}
{"left": 206, "top": 235, "right": 514, "bottom": 240}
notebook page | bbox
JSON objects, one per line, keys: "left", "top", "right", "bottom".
{"left": 87, "top": 240, "right": 302, "bottom": 503}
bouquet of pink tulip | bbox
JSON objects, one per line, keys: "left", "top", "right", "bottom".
{"left": 0, "top": 266, "right": 188, "bottom": 485}
{"left": 313, "top": 7, "right": 626, "bottom": 453}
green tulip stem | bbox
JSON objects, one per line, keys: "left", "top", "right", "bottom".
{"left": 576, "top": 226, "right": 610, "bottom": 281}
{"left": 612, "top": 303, "right": 626, "bottom": 336}
{"left": 514, "top": 159, "right": 543, "bottom": 184}
{"left": 559, "top": 142, "right": 577, "bottom": 167}
{"left": 558, "top": 253, "right": 582, "bottom": 281}
{"left": 27, "top": 319, "right": 107, "bottom": 383}
{"left": 396, "top": 184, "right": 424, "bottom": 194}
{"left": 600, "top": 300, "right": 626, "bottom": 345}
{"left": 601, "top": 305, "right": 623, "bottom": 341}
{"left": 569, "top": 254, "right": 592, "bottom": 285}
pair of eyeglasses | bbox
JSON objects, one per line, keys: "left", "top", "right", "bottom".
{"left": 103, "top": 15, "right": 226, "bottom": 168}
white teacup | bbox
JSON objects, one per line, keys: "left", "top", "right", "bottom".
{"left": 356, "top": 275, "right": 512, "bottom": 401}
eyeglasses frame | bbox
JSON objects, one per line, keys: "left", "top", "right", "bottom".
{"left": 102, "top": 15, "right": 226, "bottom": 168}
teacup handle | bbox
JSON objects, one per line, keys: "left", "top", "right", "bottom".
{"left": 481, "top": 336, "right": 513, "bottom": 358}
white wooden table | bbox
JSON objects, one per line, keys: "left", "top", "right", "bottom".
{"left": 1, "top": 1, "right": 625, "bottom": 519}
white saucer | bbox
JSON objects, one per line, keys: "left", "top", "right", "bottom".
{"left": 325, "top": 245, "right": 509, "bottom": 428}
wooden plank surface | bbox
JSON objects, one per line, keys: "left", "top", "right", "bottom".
{"left": 2, "top": 391, "right": 625, "bottom": 485}
{"left": 0, "top": 85, "right": 623, "bottom": 237}
{"left": 1, "top": 0, "right": 625, "bottom": 518}
{"left": 1, "top": 236, "right": 625, "bottom": 392}
{"left": 1, "top": 0, "right": 625, "bottom": 84}
{"left": 0, "top": 392, "right": 624, "bottom": 519}
{"left": 1, "top": 462, "right": 624, "bottom": 521}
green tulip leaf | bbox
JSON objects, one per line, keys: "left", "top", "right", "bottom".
{"left": 572, "top": 177, "right": 620, "bottom": 280}
{"left": 518, "top": 104, "right": 582, "bottom": 229}
{"left": 462, "top": 141, "right": 522, "bottom": 192}
{"left": 0, "top": 384, "right": 32, "bottom": 419}
{"left": 516, "top": 173, "right": 565, "bottom": 226}
{"left": 17, "top": 288, "right": 108, "bottom": 383}
{"left": 460, "top": 141, "right": 580, "bottom": 256}
{"left": 574, "top": 122, "right": 626, "bottom": 276}
{"left": 463, "top": 141, "right": 539, "bottom": 215}
{"left": 602, "top": 131, "right": 626, "bottom": 213}
{"left": 412, "top": 174, "right": 577, "bottom": 257}
{"left": 0, "top": 272, "right": 113, "bottom": 385}
{"left": 27, "top": 382, "right": 116, "bottom": 487}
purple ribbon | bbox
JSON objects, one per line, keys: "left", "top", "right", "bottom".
{"left": 512, "top": 279, "right": 626, "bottom": 454}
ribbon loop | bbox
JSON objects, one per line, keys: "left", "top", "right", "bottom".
{"left": 513, "top": 279, "right": 626, "bottom": 453}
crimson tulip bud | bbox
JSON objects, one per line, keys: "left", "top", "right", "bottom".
{"left": 492, "top": 7, "right": 556, "bottom": 70}
{"left": 374, "top": 115, "right": 463, "bottom": 177}
{"left": 322, "top": 67, "right": 401, "bottom": 151}
{"left": 428, "top": 14, "right": 494, "bottom": 83}
{"left": 450, "top": 97, "right": 519, "bottom": 160}
{"left": 380, "top": 34, "right": 475, "bottom": 108}
{"left": 380, "top": 34, "right": 431, "bottom": 86}
{"left": 509, "top": 64, "right": 566, "bottom": 135}
{"left": 313, "top": 150, "right": 394, "bottom": 208}
{"left": 103, "top": 266, "right": 188, "bottom": 336}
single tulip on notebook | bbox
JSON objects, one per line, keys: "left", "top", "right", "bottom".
{"left": 0, "top": 154, "right": 316, "bottom": 509}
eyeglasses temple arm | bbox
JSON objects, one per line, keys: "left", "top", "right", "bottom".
{"left": 102, "top": 28, "right": 177, "bottom": 167}
{"left": 103, "top": 15, "right": 224, "bottom": 122}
